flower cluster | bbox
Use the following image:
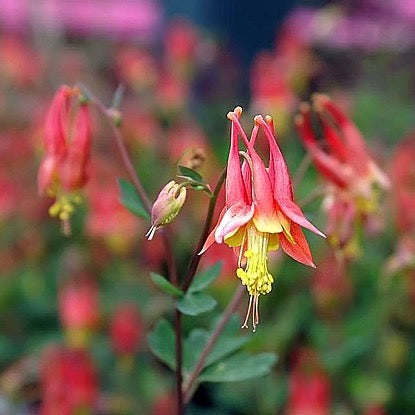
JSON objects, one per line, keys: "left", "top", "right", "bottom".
{"left": 201, "top": 107, "right": 324, "bottom": 330}
{"left": 296, "top": 94, "right": 389, "bottom": 257}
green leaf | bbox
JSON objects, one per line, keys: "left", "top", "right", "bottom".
{"left": 205, "top": 332, "right": 250, "bottom": 367}
{"left": 150, "top": 273, "right": 184, "bottom": 297}
{"left": 188, "top": 262, "right": 223, "bottom": 294}
{"left": 177, "top": 165, "right": 204, "bottom": 183}
{"left": 183, "top": 315, "right": 249, "bottom": 373}
{"left": 183, "top": 329, "right": 209, "bottom": 373}
{"left": 199, "top": 352, "right": 277, "bottom": 383}
{"left": 118, "top": 178, "right": 149, "bottom": 220}
{"left": 183, "top": 326, "right": 249, "bottom": 374}
{"left": 147, "top": 319, "right": 175, "bottom": 370}
{"left": 177, "top": 292, "right": 217, "bottom": 316}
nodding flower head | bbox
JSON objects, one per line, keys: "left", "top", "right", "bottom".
{"left": 146, "top": 180, "right": 187, "bottom": 240}
{"left": 38, "top": 86, "right": 92, "bottom": 234}
{"left": 295, "top": 95, "right": 389, "bottom": 255}
{"left": 200, "top": 107, "right": 324, "bottom": 331}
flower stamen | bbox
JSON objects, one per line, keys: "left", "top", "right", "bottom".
{"left": 241, "top": 294, "right": 253, "bottom": 329}
{"left": 237, "top": 224, "right": 274, "bottom": 331}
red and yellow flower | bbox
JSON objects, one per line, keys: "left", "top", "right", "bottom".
{"left": 296, "top": 94, "right": 389, "bottom": 256}
{"left": 201, "top": 107, "right": 324, "bottom": 330}
{"left": 38, "top": 85, "right": 92, "bottom": 233}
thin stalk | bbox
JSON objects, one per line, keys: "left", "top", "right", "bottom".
{"left": 181, "top": 168, "right": 226, "bottom": 292}
{"left": 298, "top": 185, "right": 326, "bottom": 208}
{"left": 79, "top": 83, "right": 152, "bottom": 212}
{"left": 183, "top": 284, "right": 245, "bottom": 403}
{"left": 80, "top": 85, "right": 183, "bottom": 414}
{"left": 293, "top": 153, "right": 311, "bottom": 188}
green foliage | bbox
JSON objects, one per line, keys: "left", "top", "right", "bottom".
{"left": 183, "top": 326, "right": 249, "bottom": 373}
{"left": 177, "top": 165, "right": 204, "bottom": 183}
{"left": 150, "top": 273, "right": 184, "bottom": 297}
{"left": 177, "top": 165, "right": 213, "bottom": 195}
{"left": 188, "top": 262, "right": 223, "bottom": 294}
{"left": 198, "top": 352, "right": 277, "bottom": 383}
{"left": 177, "top": 292, "right": 217, "bottom": 316}
{"left": 148, "top": 313, "right": 277, "bottom": 384}
{"left": 118, "top": 178, "right": 150, "bottom": 220}
{"left": 147, "top": 319, "right": 176, "bottom": 370}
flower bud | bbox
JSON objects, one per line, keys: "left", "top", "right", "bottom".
{"left": 146, "top": 181, "right": 186, "bottom": 240}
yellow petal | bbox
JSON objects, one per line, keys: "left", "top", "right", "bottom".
{"left": 225, "top": 226, "right": 246, "bottom": 247}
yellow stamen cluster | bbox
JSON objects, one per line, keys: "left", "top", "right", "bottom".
{"left": 236, "top": 224, "right": 274, "bottom": 296}
{"left": 48, "top": 193, "right": 82, "bottom": 222}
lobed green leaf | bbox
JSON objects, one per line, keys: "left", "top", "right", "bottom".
{"left": 177, "top": 292, "right": 217, "bottom": 316}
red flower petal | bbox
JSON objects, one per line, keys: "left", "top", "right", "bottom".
{"left": 278, "top": 198, "right": 325, "bottom": 238}
{"left": 280, "top": 223, "right": 315, "bottom": 267}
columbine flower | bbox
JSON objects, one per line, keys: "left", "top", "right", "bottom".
{"left": 146, "top": 180, "right": 187, "bottom": 240}
{"left": 201, "top": 107, "right": 324, "bottom": 331}
{"left": 38, "top": 85, "right": 92, "bottom": 234}
{"left": 295, "top": 94, "right": 389, "bottom": 256}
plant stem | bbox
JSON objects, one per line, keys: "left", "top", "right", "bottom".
{"left": 79, "top": 83, "right": 152, "bottom": 213}
{"left": 298, "top": 185, "right": 326, "bottom": 207}
{"left": 81, "top": 85, "right": 184, "bottom": 414}
{"left": 174, "top": 309, "right": 184, "bottom": 414}
{"left": 293, "top": 153, "right": 311, "bottom": 188}
{"left": 183, "top": 284, "right": 245, "bottom": 403}
{"left": 181, "top": 168, "right": 226, "bottom": 292}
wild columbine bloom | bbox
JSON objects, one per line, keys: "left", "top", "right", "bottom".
{"left": 38, "top": 85, "right": 92, "bottom": 233}
{"left": 146, "top": 180, "right": 187, "bottom": 240}
{"left": 201, "top": 107, "right": 324, "bottom": 331}
{"left": 296, "top": 94, "right": 389, "bottom": 256}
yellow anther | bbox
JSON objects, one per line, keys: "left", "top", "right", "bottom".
{"left": 48, "top": 202, "right": 61, "bottom": 217}
{"left": 244, "top": 250, "right": 253, "bottom": 258}
{"left": 59, "top": 211, "right": 70, "bottom": 221}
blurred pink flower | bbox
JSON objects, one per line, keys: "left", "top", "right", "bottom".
{"left": 110, "top": 303, "right": 143, "bottom": 356}
{"left": 41, "top": 346, "right": 98, "bottom": 415}
{"left": 151, "top": 393, "right": 176, "bottom": 415}
{"left": 0, "top": 35, "right": 42, "bottom": 87}
{"left": 86, "top": 158, "right": 140, "bottom": 254}
{"left": 389, "top": 134, "right": 415, "bottom": 234}
{"left": 286, "top": 348, "right": 331, "bottom": 415}
{"left": 0, "top": 0, "right": 161, "bottom": 40}
{"left": 312, "top": 253, "right": 353, "bottom": 318}
{"left": 285, "top": 2, "right": 415, "bottom": 51}
{"left": 59, "top": 276, "right": 99, "bottom": 334}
